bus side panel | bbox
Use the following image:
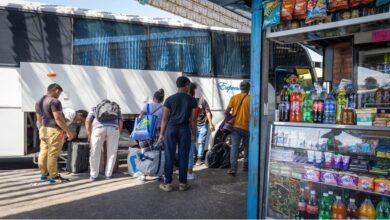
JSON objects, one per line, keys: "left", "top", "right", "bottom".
{"left": 107, "top": 69, "right": 181, "bottom": 114}
{"left": 20, "top": 62, "right": 108, "bottom": 112}
{"left": 0, "top": 67, "right": 24, "bottom": 156}
{"left": 0, "top": 108, "right": 25, "bottom": 156}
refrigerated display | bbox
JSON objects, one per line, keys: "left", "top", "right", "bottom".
{"left": 265, "top": 122, "right": 390, "bottom": 219}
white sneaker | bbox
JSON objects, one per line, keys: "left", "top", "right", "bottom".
{"left": 137, "top": 174, "right": 146, "bottom": 182}
{"left": 187, "top": 172, "right": 196, "bottom": 180}
{"left": 173, "top": 170, "right": 179, "bottom": 175}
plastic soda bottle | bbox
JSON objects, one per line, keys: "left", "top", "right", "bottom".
{"left": 358, "top": 198, "right": 376, "bottom": 220}
{"left": 297, "top": 188, "right": 306, "bottom": 220}
{"left": 324, "top": 92, "right": 336, "bottom": 124}
{"left": 319, "top": 193, "right": 331, "bottom": 220}
{"left": 376, "top": 196, "right": 390, "bottom": 220}
{"left": 328, "top": 191, "right": 336, "bottom": 205}
{"left": 279, "top": 85, "right": 290, "bottom": 122}
{"left": 306, "top": 191, "right": 319, "bottom": 219}
{"left": 289, "top": 89, "right": 302, "bottom": 122}
{"left": 313, "top": 94, "right": 325, "bottom": 123}
{"left": 332, "top": 196, "right": 347, "bottom": 219}
{"left": 336, "top": 88, "right": 348, "bottom": 124}
{"left": 347, "top": 85, "right": 357, "bottom": 109}
{"left": 302, "top": 91, "right": 313, "bottom": 123}
{"left": 346, "top": 198, "right": 358, "bottom": 219}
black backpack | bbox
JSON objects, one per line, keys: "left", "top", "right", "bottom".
{"left": 95, "top": 99, "right": 120, "bottom": 122}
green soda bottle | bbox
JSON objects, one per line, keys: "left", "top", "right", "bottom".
{"left": 376, "top": 196, "right": 390, "bottom": 219}
{"left": 319, "top": 193, "right": 331, "bottom": 220}
{"left": 302, "top": 91, "right": 313, "bottom": 123}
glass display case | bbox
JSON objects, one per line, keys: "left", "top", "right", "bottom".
{"left": 265, "top": 122, "right": 390, "bottom": 219}
{"left": 357, "top": 45, "right": 390, "bottom": 109}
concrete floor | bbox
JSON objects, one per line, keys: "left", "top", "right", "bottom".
{"left": 0, "top": 160, "right": 247, "bottom": 219}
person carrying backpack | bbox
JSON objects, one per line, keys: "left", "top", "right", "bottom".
{"left": 85, "top": 100, "right": 123, "bottom": 181}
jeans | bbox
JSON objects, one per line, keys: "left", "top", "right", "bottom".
{"left": 164, "top": 125, "right": 191, "bottom": 184}
{"left": 38, "top": 127, "right": 65, "bottom": 178}
{"left": 196, "top": 124, "right": 208, "bottom": 158}
{"left": 90, "top": 127, "right": 119, "bottom": 178}
{"left": 188, "top": 143, "right": 196, "bottom": 169}
{"left": 230, "top": 127, "right": 249, "bottom": 171}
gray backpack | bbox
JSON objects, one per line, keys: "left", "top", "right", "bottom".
{"left": 138, "top": 144, "right": 165, "bottom": 177}
{"left": 95, "top": 99, "right": 120, "bottom": 122}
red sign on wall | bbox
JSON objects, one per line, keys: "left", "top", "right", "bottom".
{"left": 372, "top": 29, "right": 390, "bottom": 43}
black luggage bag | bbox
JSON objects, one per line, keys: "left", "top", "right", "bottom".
{"left": 66, "top": 142, "right": 90, "bottom": 173}
{"left": 205, "top": 142, "right": 231, "bottom": 169}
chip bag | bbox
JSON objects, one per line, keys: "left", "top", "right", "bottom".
{"left": 349, "top": 0, "right": 362, "bottom": 7}
{"left": 263, "top": 0, "right": 281, "bottom": 29}
{"left": 361, "top": 0, "right": 375, "bottom": 4}
{"left": 306, "top": 0, "right": 328, "bottom": 24}
{"left": 293, "top": 0, "right": 308, "bottom": 20}
{"left": 328, "top": 0, "right": 349, "bottom": 12}
{"left": 282, "top": 0, "right": 296, "bottom": 20}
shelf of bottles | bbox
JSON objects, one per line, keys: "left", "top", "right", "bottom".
{"left": 265, "top": 123, "right": 390, "bottom": 219}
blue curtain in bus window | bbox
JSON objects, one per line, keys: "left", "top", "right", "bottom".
{"left": 73, "top": 19, "right": 147, "bottom": 69}
{"left": 148, "top": 26, "right": 211, "bottom": 75}
{"left": 212, "top": 32, "right": 250, "bottom": 78}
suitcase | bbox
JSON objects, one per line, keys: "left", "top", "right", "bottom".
{"left": 66, "top": 142, "right": 90, "bottom": 173}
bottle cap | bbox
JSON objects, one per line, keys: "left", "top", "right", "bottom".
{"left": 350, "top": 198, "right": 355, "bottom": 202}
{"left": 336, "top": 196, "right": 341, "bottom": 200}
{"left": 310, "top": 190, "right": 316, "bottom": 195}
{"left": 305, "top": 186, "right": 310, "bottom": 190}
{"left": 328, "top": 191, "right": 333, "bottom": 195}
{"left": 323, "top": 193, "right": 328, "bottom": 197}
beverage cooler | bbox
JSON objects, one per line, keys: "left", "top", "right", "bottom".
{"left": 264, "top": 37, "right": 390, "bottom": 219}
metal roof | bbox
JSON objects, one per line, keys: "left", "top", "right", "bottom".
{"left": 207, "top": 0, "right": 252, "bottom": 20}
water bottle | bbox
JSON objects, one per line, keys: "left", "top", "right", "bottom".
{"left": 324, "top": 93, "right": 336, "bottom": 124}
{"left": 347, "top": 85, "right": 357, "bottom": 109}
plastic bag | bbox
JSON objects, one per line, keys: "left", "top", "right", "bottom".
{"left": 306, "top": 0, "right": 328, "bottom": 24}
{"left": 130, "top": 104, "right": 158, "bottom": 140}
{"left": 328, "top": 0, "right": 349, "bottom": 12}
{"left": 281, "top": 0, "right": 296, "bottom": 20}
{"left": 376, "top": 0, "right": 389, "bottom": 6}
{"left": 263, "top": 0, "right": 281, "bottom": 29}
{"left": 293, "top": 0, "right": 308, "bottom": 20}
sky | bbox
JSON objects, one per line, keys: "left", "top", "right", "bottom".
{"left": 14, "top": 0, "right": 197, "bottom": 24}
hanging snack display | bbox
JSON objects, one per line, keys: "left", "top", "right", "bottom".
{"left": 306, "top": 0, "right": 328, "bottom": 23}
{"left": 263, "top": 0, "right": 282, "bottom": 29}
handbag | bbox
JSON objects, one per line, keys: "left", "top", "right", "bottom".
{"left": 220, "top": 94, "right": 248, "bottom": 133}
{"left": 130, "top": 104, "right": 160, "bottom": 140}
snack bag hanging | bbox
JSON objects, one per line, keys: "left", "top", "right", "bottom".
{"left": 306, "top": 0, "right": 328, "bottom": 23}
{"left": 328, "top": 0, "right": 349, "bottom": 12}
{"left": 282, "top": 0, "right": 296, "bottom": 20}
{"left": 349, "top": 0, "right": 362, "bottom": 7}
{"left": 263, "top": 0, "right": 281, "bottom": 29}
{"left": 293, "top": 0, "right": 308, "bottom": 20}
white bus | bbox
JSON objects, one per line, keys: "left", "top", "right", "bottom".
{"left": 0, "top": 2, "right": 251, "bottom": 156}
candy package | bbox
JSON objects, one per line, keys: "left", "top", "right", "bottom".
{"left": 281, "top": 0, "right": 296, "bottom": 20}
{"left": 338, "top": 172, "right": 359, "bottom": 189}
{"left": 321, "top": 170, "right": 339, "bottom": 185}
{"left": 263, "top": 0, "right": 281, "bottom": 29}
{"left": 376, "top": 0, "right": 390, "bottom": 6}
{"left": 293, "top": 0, "right": 308, "bottom": 20}
{"left": 306, "top": 0, "right": 328, "bottom": 23}
{"left": 358, "top": 175, "right": 375, "bottom": 191}
{"left": 328, "top": 0, "right": 349, "bottom": 12}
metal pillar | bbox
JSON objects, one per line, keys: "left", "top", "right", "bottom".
{"left": 247, "top": 0, "right": 263, "bottom": 219}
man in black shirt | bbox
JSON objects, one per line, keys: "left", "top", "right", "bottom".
{"left": 158, "top": 76, "right": 198, "bottom": 192}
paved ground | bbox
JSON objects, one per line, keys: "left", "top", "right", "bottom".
{"left": 0, "top": 159, "right": 247, "bottom": 219}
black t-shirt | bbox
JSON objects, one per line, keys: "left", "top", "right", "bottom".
{"left": 197, "top": 98, "right": 211, "bottom": 126}
{"left": 35, "top": 95, "right": 63, "bottom": 128}
{"left": 164, "top": 92, "right": 197, "bottom": 127}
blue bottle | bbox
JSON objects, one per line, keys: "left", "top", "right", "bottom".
{"left": 324, "top": 93, "right": 336, "bottom": 124}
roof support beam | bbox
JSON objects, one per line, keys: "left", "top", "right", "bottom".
{"left": 137, "top": 0, "right": 251, "bottom": 32}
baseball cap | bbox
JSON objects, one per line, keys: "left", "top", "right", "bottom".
{"left": 240, "top": 81, "right": 250, "bottom": 90}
